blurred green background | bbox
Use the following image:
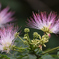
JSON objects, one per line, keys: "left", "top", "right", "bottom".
{"left": 0, "top": 0, "right": 59, "bottom": 50}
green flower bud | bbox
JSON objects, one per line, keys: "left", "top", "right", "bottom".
{"left": 24, "top": 34, "right": 27, "bottom": 37}
{"left": 43, "top": 44, "right": 46, "bottom": 47}
{"left": 14, "top": 32, "right": 19, "bottom": 38}
{"left": 33, "top": 32, "right": 39, "bottom": 38}
{"left": 12, "top": 45, "right": 16, "bottom": 48}
{"left": 24, "top": 41, "right": 28, "bottom": 44}
{"left": 23, "top": 37, "right": 27, "bottom": 40}
{"left": 31, "top": 39, "right": 40, "bottom": 47}
{"left": 39, "top": 45, "right": 42, "bottom": 50}
{"left": 39, "top": 40, "right": 43, "bottom": 44}
{"left": 42, "top": 34, "right": 49, "bottom": 40}
{"left": 24, "top": 28, "right": 30, "bottom": 32}
{"left": 38, "top": 34, "right": 41, "bottom": 39}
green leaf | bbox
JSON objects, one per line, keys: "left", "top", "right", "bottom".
{"left": 0, "top": 54, "right": 10, "bottom": 59}
{"left": 22, "top": 54, "right": 36, "bottom": 59}
{"left": 41, "top": 54, "right": 55, "bottom": 59}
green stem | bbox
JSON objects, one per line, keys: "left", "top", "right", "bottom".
{"left": 28, "top": 43, "right": 41, "bottom": 59}
{"left": 17, "top": 35, "right": 24, "bottom": 43}
{"left": 12, "top": 46, "right": 27, "bottom": 52}
{"left": 27, "top": 33, "right": 31, "bottom": 42}
{"left": 42, "top": 46, "right": 59, "bottom": 55}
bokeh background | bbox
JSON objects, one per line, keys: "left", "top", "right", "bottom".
{"left": 0, "top": 0, "right": 59, "bottom": 52}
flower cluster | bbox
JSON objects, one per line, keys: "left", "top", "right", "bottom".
{"left": 23, "top": 28, "right": 49, "bottom": 50}
{"left": 26, "top": 12, "right": 59, "bottom": 34}
{"left": 0, "top": 25, "right": 18, "bottom": 53}
{"left": 0, "top": 5, "right": 19, "bottom": 53}
{"left": 0, "top": 5, "right": 15, "bottom": 27}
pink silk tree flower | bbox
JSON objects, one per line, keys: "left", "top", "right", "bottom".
{"left": 0, "top": 4, "right": 14, "bottom": 27}
{"left": 0, "top": 25, "right": 18, "bottom": 53}
{"left": 26, "top": 12, "right": 59, "bottom": 34}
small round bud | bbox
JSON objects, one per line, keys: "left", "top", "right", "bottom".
{"left": 43, "top": 44, "right": 46, "bottom": 47}
{"left": 39, "top": 45, "right": 42, "bottom": 50}
{"left": 23, "top": 37, "right": 27, "bottom": 40}
{"left": 42, "top": 35, "right": 45, "bottom": 38}
{"left": 24, "top": 28, "right": 30, "bottom": 32}
{"left": 31, "top": 40, "right": 33, "bottom": 42}
{"left": 38, "top": 34, "right": 41, "bottom": 39}
{"left": 14, "top": 32, "right": 19, "bottom": 38}
{"left": 24, "top": 34, "right": 27, "bottom": 37}
{"left": 12, "top": 45, "right": 15, "bottom": 48}
{"left": 42, "top": 34, "right": 49, "bottom": 40}
{"left": 47, "top": 33, "right": 51, "bottom": 38}
{"left": 24, "top": 41, "right": 28, "bottom": 44}
{"left": 33, "top": 32, "right": 39, "bottom": 38}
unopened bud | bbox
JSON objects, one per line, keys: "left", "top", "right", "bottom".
{"left": 38, "top": 34, "right": 41, "bottom": 39}
{"left": 39, "top": 45, "right": 42, "bottom": 50}
{"left": 43, "top": 44, "right": 46, "bottom": 47}
{"left": 24, "top": 28, "right": 30, "bottom": 32}
{"left": 33, "top": 32, "right": 39, "bottom": 38}
{"left": 24, "top": 41, "right": 28, "bottom": 44}
{"left": 47, "top": 33, "right": 51, "bottom": 38}
{"left": 24, "top": 34, "right": 27, "bottom": 37}
{"left": 23, "top": 37, "right": 27, "bottom": 40}
{"left": 14, "top": 32, "right": 19, "bottom": 38}
{"left": 42, "top": 34, "right": 49, "bottom": 40}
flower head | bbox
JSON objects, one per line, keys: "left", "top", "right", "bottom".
{"left": 26, "top": 12, "right": 59, "bottom": 34}
{"left": 0, "top": 4, "right": 15, "bottom": 27}
{"left": 24, "top": 28, "right": 30, "bottom": 33}
{"left": 0, "top": 25, "right": 18, "bottom": 53}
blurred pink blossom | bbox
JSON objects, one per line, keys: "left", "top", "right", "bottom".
{"left": 0, "top": 4, "right": 15, "bottom": 27}
{"left": 26, "top": 12, "right": 59, "bottom": 34}
{"left": 0, "top": 25, "right": 18, "bottom": 53}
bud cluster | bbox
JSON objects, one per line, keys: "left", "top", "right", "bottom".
{"left": 23, "top": 28, "right": 50, "bottom": 50}
{"left": 31, "top": 33, "right": 50, "bottom": 50}
{"left": 23, "top": 28, "right": 30, "bottom": 44}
